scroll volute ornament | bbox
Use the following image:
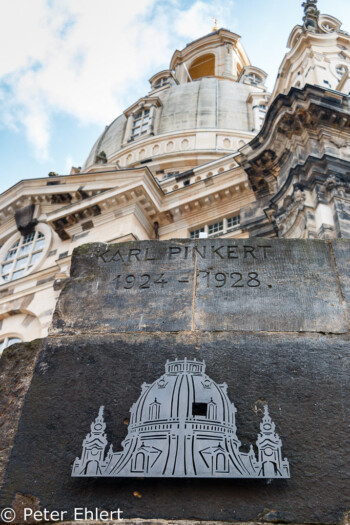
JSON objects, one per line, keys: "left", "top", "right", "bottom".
{"left": 247, "top": 150, "right": 279, "bottom": 196}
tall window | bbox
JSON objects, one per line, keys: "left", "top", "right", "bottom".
{"left": 0, "top": 337, "right": 22, "bottom": 356}
{"left": 1, "top": 231, "right": 46, "bottom": 283}
{"left": 131, "top": 109, "right": 150, "bottom": 138}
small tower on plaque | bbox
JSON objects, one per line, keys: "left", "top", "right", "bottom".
{"left": 256, "top": 405, "right": 290, "bottom": 478}
{"left": 72, "top": 406, "right": 108, "bottom": 476}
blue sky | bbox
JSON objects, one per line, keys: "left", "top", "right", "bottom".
{"left": 0, "top": 0, "right": 349, "bottom": 194}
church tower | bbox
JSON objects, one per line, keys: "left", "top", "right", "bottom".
{"left": 238, "top": 0, "right": 350, "bottom": 239}
{"left": 270, "top": 0, "right": 350, "bottom": 101}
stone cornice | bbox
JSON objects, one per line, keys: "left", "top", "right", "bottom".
{"left": 123, "top": 96, "right": 162, "bottom": 118}
{"left": 46, "top": 174, "right": 163, "bottom": 240}
{"left": 0, "top": 167, "right": 159, "bottom": 222}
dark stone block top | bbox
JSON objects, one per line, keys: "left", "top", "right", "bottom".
{"left": 51, "top": 239, "right": 349, "bottom": 335}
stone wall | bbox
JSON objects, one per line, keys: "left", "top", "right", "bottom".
{"left": 0, "top": 239, "right": 349, "bottom": 524}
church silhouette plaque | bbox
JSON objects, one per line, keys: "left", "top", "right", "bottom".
{"left": 72, "top": 358, "right": 290, "bottom": 478}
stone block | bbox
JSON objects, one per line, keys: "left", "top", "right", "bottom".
{"left": 1, "top": 332, "right": 349, "bottom": 524}
{"left": 51, "top": 239, "right": 348, "bottom": 335}
{"left": 194, "top": 239, "right": 346, "bottom": 332}
{"left": 51, "top": 240, "right": 195, "bottom": 334}
{"left": 332, "top": 239, "right": 350, "bottom": 325}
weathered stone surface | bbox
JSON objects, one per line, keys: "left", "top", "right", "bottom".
{"left": 1, "top": 332, "right": 349, "bottom": 524}
{"left": 332, "top": 239, "right": 350, "bottom": 326}
{"left": 2, "top": 238, "right": 350, "bottom": 524}
{"left": 51, "top": 240, "right": 195, "bottom": 334}
{"left": 0, "top": 340, "right": 41, "bottom": 487}
{"left": 194, "top": 239, "right": 346, "bottom": 332}
{"left": 37, "top": 521, "right": 314, "bottom": 525}
{"left": 51, "top": 240, "right": 348, "bottom": 335}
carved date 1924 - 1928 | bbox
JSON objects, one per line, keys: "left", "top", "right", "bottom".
{"left": 113, "top": 271, "right": 267, "bottom": 290}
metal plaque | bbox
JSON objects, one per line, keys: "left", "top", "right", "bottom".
{"left": 72, "top": 358, "right": 290, "bottom": 478}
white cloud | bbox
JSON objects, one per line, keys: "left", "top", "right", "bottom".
{"left": 0, "top": 0, "right": 237, "bottom": 160}
{"left": 1, "top": 0, "right": 350, "bottom": 166}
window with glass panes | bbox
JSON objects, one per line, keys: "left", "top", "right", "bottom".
{"left": 1, "top": 231, "right": 46, "bottom": 283}
{"left": 190, "top": 227, "right": 205, "bottom": 239}
{"left": 0, "top": 336, "right": 22, "bottom": 355}
{"left": 154, "top": 78, "right": 169, "bottom": 89}
{"left": 190, "top": 215, "right": 240, "bottom": 238}
{"left": 227, "top": 215, "right": 240, "bottom": 230}
{"left": 131, "top": 109, "right": 150, "bottom": 138}
{"left": 208, "top": 221, "right": 223, "bottom": 236}
{"left": 246, "top": 73, "right": 262, "bottom": 85}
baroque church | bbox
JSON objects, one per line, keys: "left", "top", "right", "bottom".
{"left": 0, "top": 0, "right": 349, "bottom": 348}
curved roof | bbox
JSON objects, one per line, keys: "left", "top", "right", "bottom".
{"left": 83, "top": 77, "right": 259, "bottom": 170}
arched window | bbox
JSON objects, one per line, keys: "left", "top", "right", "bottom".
{"left": 134, "top": 452, "right": 145, "bottom": 472}
{"left": 207, "top": 401, "right": 217, "bottom": 420}
{"left": 153, "top": 77, "right": 169, "bottom": 89}
{"left": 188, "top": 54, "right": 215, "bottom": 81}
{"left": 0, "top": 336, "right": 22, "bottom": 356}
{"left": 216, "top": 453, "right": 226, "bottom": 471}
{"left": 336, "top": 65, "right": 348, "bottom": 78}
{"left": 149, "top": 398, "right": 161, "bottom": 420}
{"left": 246, "top": 73, "right": 262, "bottom": 85}
{"left": 0, "top": 230, "right": 47, "bottom": 283}
{"left": 322, "top": 23, "right": 336, "bottom": 32}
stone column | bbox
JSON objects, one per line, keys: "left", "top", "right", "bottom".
{"left": 252, "top": 105, "right": 261, "bottom": 131}
{"left": 223, "top": 42, "right": 234, "bottom": 78}
{"left": 123, "top": 113, "right": 134, "bottom": 144}
{"left": 148, "top": 105, "right": 157, "bottom": 135}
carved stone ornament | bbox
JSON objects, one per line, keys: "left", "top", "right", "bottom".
{"left": 72, "top": 358, "right": 290, "bottom": 478}
{"left": 273, "top": 189, "right": 307, "bottom": 236}
{"left": 15, "top": 204, "right": 38, "bottom": 236}
{"left": 302, "top": 0, "right": 320, "bottom": 32}
{"left": 247, "top": 150, "right": 279, "bottom": 196}
{"left": 324, "top": 174, "right": 350, "bottom": 196}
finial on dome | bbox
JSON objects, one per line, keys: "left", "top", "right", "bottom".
{"left": 302, "top": 0, "right": 320, "bottom": 32}
{"left": 212, "top": 16, "right": 219, "bottom": 32}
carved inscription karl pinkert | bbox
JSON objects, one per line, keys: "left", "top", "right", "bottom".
{"left": 52, "top": 240, "right": 195, "bottom": 333}
{"left": 51, "top": 239, "right": 347, "bottom": 335}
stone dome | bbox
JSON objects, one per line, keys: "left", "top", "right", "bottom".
{"left": 81, "top": 29, "right": 269, "bottom": 175}
{"left": 83, "top": 78, "right": 261, "bottom": 171}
